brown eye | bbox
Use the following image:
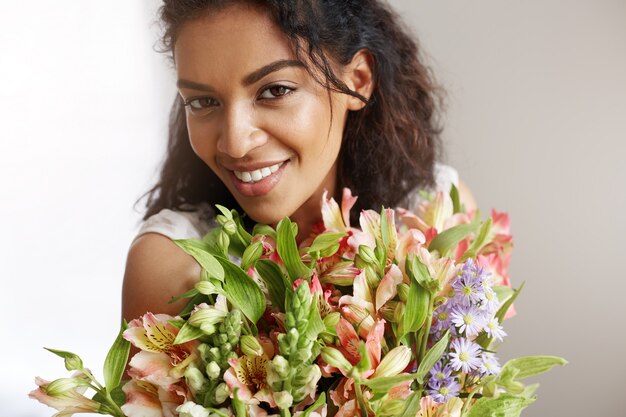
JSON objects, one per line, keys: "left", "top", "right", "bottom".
{"left": 186, "top": 96, "right": 219, "bottom": 110}
{"left": 259, "top": 84, "right": 294, "bottom": 99}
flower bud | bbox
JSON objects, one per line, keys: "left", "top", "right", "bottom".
{"left": 44, "top": 377, "right": 87, "bottom": 397}
{"left": 241, "top": 241, "right": 264, "bottom": 270}
{"left": 222, "top": 219, "right": 237, "bottom": 236}
{"left": 214, "top": 383, "right": 230, "bottom": 404}
{"left": 220, "top": 343, "right": 232, "bottom": 356}
{"left": 240, "top": 335, "right": 264, "bottom": 357}
{"left": 189, "top": 307, "right": 227, "bottom": 328}
{"left": 364, "top": 265, "right": 381, "bottom": 288}
{"left": 358, "top": 245, "right": 378, "bottom": 265}
{"left": 176, "top": 401, "right": 211, "bottom": 417}
{"left": 272, "top": 355, "right": 290, "bottom": 377}
{"left": 393, "top": 302, "right": 406, "bottom": 324}
{"left": 320, "top": 347, "right": 352, "bottom": 371}
{"left": 381, "top": 300, "right": 399, "bottom": 322}
{"left": 372, "top": 346, "right": 411, "bottom": 378}
{"left": 217, "top": 231, "right": 230, "bottom": 254}
{"left": 274, "top": 390, "right": 294, "bottom": 409}
{"left": 206, "top": 361, "right": 221, "bottom": 380}
{"left": 397, "top": 283, "right": 410, "bottom": 302}
{"left": 323, "top": 312, "right": 340, "bottom": 331}
{"left": 200, "top": 323, "right": 216, "bottom": 335}
{"left": 184, "top": 367, "right": 207, "bottom": 392}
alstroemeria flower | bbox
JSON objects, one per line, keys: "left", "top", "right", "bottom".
{"left": 121, "top": 379, "right": 186, "bottom": 417}
{"left": 223, "top": 355, "right": 276, "bottom": 408}
{"left": 124, "top": 313, "right": 199, "bottom": 387}
{"left": 375, "top": 264, "right": 404, "bottom": 311}
{"left": 29, "top": 374, "right": 101, "bottom": 417}
{"left": 322, "top": 188, "right": 357, "bottom": 232}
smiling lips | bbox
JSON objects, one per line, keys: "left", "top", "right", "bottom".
{"left": 234, "top": 161, "right": 283, "bottom": 183}
{"left": 229, "top": 161, "right": 288, "bottom": 197}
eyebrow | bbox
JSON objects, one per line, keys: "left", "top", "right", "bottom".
{"left": 177, "top": 59, "right": 305, "bottom": 91}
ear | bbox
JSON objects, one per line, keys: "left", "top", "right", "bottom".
{"left": 343, "top": 49, "right": 375, "bottom": 111}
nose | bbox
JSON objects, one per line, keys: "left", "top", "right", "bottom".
{"left": 217, "top": 103, "right": 267, "bottom": 159}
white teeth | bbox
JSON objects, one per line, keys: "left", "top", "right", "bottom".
{"left": 234, "top": 162, "right": 283, "bottom": 183}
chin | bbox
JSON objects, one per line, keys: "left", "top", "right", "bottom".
{"left": 241, "top": 204, "right": 292, "bottom": 226}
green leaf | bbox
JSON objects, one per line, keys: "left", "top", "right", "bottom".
{"left": 255, "top": 259, "right": 289, "bottom": 312}
{"left": 466, "top": 393, "right": 535, "bottom": 417}
{"left": 500, "top": 356, "right": 568, "bottom": 380}
{"left": 460, "top": 217, "right": 492, "bottom": 261}
{"left": 397, "top": 391, "right": 422, "bottom": 417}
{"left": 450, "top": 183, "right": 462, "bottom": 214}
{"left": 361, "top": 373, "right": 417, "bottom": 393}
{"left": 304, "top": 294, "right": 326, "bottom": 341}
{"left": 428, "top": 218, "right": 480, "bottom": 257}
{"left": 493, "top": 285, "right": 514, "bottom": 305}
{"left": 416, "top": 330, "right": 450, "bottom": 384}
{"left": 173, "top": 321, "right": 206, "bottom": 345}
{"left": 167, "top": 287, "right": 199, "bottom": 304}
{"left": 252, "top": 223, "right": 276, "bottom": 239}
{"left": 402, "top": 282, "right": 429, "bottom": 337}
{"left": 44, "top": 348, "right": 83, "bottom": 371}
{"left": 177, "top": 293, "right": 210, "bottom": 317}
{"left": 276, "top": 218, "right": 311, "bottom": 282}
{"left": 215, "top": 204, "right": 233, "bottom": 219}
{"left": 307, "top": 232, "right": 346, "bottom": 254}
{"left": 405, "top": 253, "right": 433, "bottom": 289}
{"left": 241, "top": 240, "right": 264, "bottom": 271}
{"left": 219, "top": 257, "right": 266, "bottom": 323}
{"left": 495, "top": 282, "right": 524, "bottom": 324}
{"left": 103, "top": 322, "right": 130, "bottom": 393}
{"left": 174, "top": 239, "right": 224, "bottom": 281}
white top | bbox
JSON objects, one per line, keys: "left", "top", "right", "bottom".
{"left": 134, "top": 163, "right": 459, "bottom": 242}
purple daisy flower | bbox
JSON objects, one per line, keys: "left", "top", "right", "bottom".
{"left": 426, "top": 376, "right": 461, "bottom": 402}
{"left": 452, "top": 268, "right": 484, "bottom": 306}
{"left": 449, "top": 337, "right": 482, "bottom": 373}
{"left": 428, "top": 360, "right": 454, "bottom": 384}
{"left": 484, "top": 316, "right": 507, "bottom": 342}
{"left": 450, "top": 304, "right": 486, "bottom": 336}
{"left": 479, "top": 286, "right": 500, "bottom": 314}
{"left": 479, "top": 352, "right": 502, "bottom": 375}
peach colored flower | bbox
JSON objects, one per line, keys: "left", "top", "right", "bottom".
{"left": 29, "top": 374, "right": 101, "bottom": 417}
{"left": 121, "top": 379, "right": 186, "bottom": 417}
{"left": 124, "top": 313, "right": 199, "bottom": 387}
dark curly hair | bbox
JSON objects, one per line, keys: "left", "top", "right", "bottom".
{"left": 139, "top": 0, "right": 444, "bottom": 224}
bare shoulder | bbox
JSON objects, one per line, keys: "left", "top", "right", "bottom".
{"left": 122, "top": 232, "right": 201, "bottom": 321}
{"left": 457, "top": 179, "right": 478, "bottom": 212}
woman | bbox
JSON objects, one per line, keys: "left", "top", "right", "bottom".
{"left": 122, "top": 0, "right": 476, "bottom": 323}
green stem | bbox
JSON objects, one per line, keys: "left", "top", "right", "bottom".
{"left": 461, "top": 389, "right": 478, "bottom": 416}
{"left": 279, "top": 409, "right": 292, "bottom": 417}
{"left": 79, "top": 368, "right": 104, "bottom": 391}
{"left": 417, "top": 294, "right": 435, "bottom": 364}
{"left": 354, "top": 382, "right": 368, "bottom": 417}
{"left": 103, "top": 391, "right": 126, "bottom": 417}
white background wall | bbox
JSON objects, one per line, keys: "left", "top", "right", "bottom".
{"left": 1, "top": 1, "right": 624, "bottom": 416}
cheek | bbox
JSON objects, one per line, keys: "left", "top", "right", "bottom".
{"left": 187, "top": 118, "right": 218, "bottom": 167}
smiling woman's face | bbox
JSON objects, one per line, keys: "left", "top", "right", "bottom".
{"left": 174, "top": 4, "right": 363, "bottom": 229}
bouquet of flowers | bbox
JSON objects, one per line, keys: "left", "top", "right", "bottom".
{"left": 30, "top": 186, "right": 566, "bottom": 417}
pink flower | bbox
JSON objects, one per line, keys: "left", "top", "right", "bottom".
{"left": 29, "top": 374, "right": 101, "bottom": 417}
{"left": 223, "top": 355, "right": 277, "bottom": 408}
{"left": 121, "top": 379, "right": 186, "bottom": 417}
{"left": 123, "top": 313, "right": 199, "bottom": 387}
